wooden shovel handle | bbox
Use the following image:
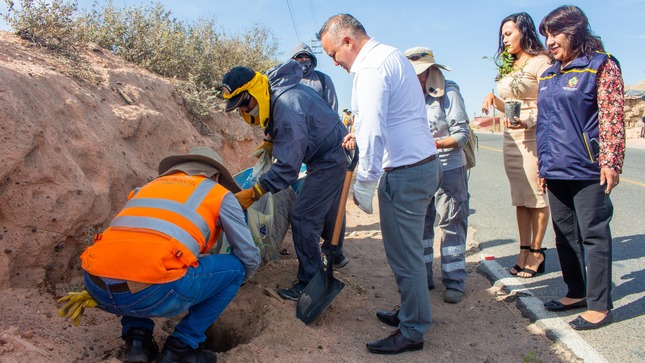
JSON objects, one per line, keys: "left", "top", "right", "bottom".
{"left": 331, "top": 147, "right": 359, "bottom": 247}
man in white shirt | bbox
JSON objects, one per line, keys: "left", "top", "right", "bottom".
{"left": 318, "top": 13, "right": 440, "bottom": 355}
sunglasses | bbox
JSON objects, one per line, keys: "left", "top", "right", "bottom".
{"left": 407, "top": 52, "right": 429, "bottom": 61}
{"left": 239, "top": 92, "right": 251, "bottom": 109}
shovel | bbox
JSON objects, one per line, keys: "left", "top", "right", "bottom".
{"left": 296, "top": 146, "right": 359, "bottom": 324}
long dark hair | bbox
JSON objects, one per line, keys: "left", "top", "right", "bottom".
{"left": 496, "top": 12, "right": 545, "bottom": 58}
{"left": 539, "top": 5, "right": 604, "bottom": 59}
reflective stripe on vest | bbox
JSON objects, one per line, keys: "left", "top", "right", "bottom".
{"left": 110, "top": 178, "right": 217, "bottom": 257}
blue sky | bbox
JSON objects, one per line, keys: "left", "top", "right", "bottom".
{"left": 2, "top": 0, "right": 644, "bottom": 116}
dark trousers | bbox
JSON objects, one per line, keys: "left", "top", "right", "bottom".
{"left": 290, "top": 126, "right": 346, "bottom": 284}
{"left": 547, "top": 179, "right": 614, "bottom": 311}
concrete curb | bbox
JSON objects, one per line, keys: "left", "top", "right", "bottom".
{"left": 478, "top": 257, "right": 609, "bottom": 363}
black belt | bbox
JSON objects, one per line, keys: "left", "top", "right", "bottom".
{"left": 88, "top": 273, "right": 130, "bottom": 293}
{"left": 383, "top": 154, "right": 437, "bottom": 172}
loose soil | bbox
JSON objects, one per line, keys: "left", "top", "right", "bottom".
{"left": 0, "top": 199, "right": 580, "bottom": 363}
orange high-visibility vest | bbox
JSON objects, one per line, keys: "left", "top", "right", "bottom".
{"left": 81, "top": 174, "right": 228, "bottom": 284}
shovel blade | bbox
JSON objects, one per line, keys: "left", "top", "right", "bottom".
{"left": 296, "top": 269, "right": 345, "bottom": 324}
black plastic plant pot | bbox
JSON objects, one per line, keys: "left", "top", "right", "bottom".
{"left": 504, "top": 101, "right": 521, "bottom": 126}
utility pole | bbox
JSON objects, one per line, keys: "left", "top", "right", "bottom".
{"left": 309, "top": 39, "right": 322, "bottom": 54}
{"left": 491, "top": 88, "right": 497, "bottom": 133}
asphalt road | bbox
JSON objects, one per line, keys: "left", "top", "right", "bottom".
{"left": 468, "top": 132, "right": 645, "bottom": 363}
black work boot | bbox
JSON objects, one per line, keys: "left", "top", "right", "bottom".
{"left": 156, "top": 336, "right": 217, "bottom": 363}
{"left": 123, "top": 328, "right": 158, "bottom": 363}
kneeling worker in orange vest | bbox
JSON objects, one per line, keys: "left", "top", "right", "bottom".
{"left": 79, "top": 146, "right": 260, "bottom": 363}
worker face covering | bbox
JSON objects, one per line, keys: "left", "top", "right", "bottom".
{"left": 298, "top": 60, "right": 313, "bottom": 75}
{"left": 247, "top": 104, "right": 259, "bottom": 117}
{"left": 224, "top": 71, "right": 271, "bottom": 129}
{"left": 425, "top": 66, "right": 446, "bottom": 98}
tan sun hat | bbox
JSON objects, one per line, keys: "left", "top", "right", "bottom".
{"left": 404, "top": 47, "right": 451, "bottom": 75}
{"left": 158, "top": 146, "right": 241, "bottom": 193}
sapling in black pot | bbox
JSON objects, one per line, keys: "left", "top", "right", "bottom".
{"left": 483, "top": 48, "right": 525, "bottom": 126}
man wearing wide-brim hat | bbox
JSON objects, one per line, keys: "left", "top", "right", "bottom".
{"left": 80, "top": 146, "right": 260, "bottom": 362}
{"left": 404, "top": 46, "right": 470, "bottom": 305}
{"left": 220, "top": 60, "right": 349, "bottom": 301}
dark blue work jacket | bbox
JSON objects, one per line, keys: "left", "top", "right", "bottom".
{"left": 258, "top": 60, "right": 346, "bottom": 193}
{"left": 536, "top": 52, "right": 620, "bottom": 180}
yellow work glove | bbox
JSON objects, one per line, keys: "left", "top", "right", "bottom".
{"left": 57, "top": 290, "right": 98, "bottom": 326}
{"left": 251, "top": 140, "right": 273, "bottom": 158}
{"left": 235, "top": 188, "right": 256, "bottom": 210}
{"left": 235, "top": 184, "right": 267, "bottom": 210}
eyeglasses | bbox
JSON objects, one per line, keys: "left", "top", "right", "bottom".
{"left": 239, "top": 92, "right": 251, "bottom": 109}
{"left": 407, "top": 52, "right": 429, "bottom": 61}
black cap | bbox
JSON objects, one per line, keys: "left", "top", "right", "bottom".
{"left": 221, "top": 66, "right": 256, "bottom": 112}
{"left": 224, "top": 92, "right": 250, "bottom": 112}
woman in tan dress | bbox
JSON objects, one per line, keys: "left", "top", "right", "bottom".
{"left": 481, "top": 12, "right": 550, "bottom": 278}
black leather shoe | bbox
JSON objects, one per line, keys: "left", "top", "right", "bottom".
{"left": 157, "top": 336, "right": 217, "bottom": 363}
{"left": 544, "top": 299, "right": 587, "bottom": 311}
{"left": 366, "top": 329, "right": 423, "bottom": 355}
{"left": 123, "top": 328, "right": 158, "bottom": 363}
{"left": 376, "top": 307, "right": 400, "bottom": 327}
{"left": 569, "top": 311, "right": 613, "bottom": 330}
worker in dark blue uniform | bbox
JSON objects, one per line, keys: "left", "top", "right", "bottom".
{"left": 220, "top": 61, "right": 348, "bottom": 300}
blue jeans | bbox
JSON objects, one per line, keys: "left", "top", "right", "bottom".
{"left": 85, "top": 254, "right": 245, "bottom": 349}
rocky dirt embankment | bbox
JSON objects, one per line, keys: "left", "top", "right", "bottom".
{"left": 0, "top": 31, "right": 258, "bottom": 290}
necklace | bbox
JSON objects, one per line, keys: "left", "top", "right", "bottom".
{"left": 514, "top": 55, "right": 531, "bottom": 69}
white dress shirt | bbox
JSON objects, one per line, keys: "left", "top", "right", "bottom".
{"left": 350, "top": 38, "right": 437, "bottom": 183}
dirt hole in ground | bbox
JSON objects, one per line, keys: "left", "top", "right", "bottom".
{"left": 202, "top": 288, "right": 266, "bottom": 352}
{"left": 204, "top": 322, "right": 256, "bottom": 352}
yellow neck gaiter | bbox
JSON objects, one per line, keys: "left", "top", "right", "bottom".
{"left": 223, "top": 72, "right": 271, "bottom": 129}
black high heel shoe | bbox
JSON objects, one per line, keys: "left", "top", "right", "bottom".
{"left": 509, "top": 246, "right": 530, "bottom": 275}
{"left": 518, "top": 248, "right": 546, "bottom": 278}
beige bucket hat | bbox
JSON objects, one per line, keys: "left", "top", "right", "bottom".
{"left": 404, "top": 47, "right": 451, "bottom": 75}
{"left": 158, "top": 146, "right": 241, "bottom": 193}
{"left": 405, "top": 46, "right": 451, "bottom": 98}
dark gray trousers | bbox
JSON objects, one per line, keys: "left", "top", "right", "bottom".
{"left": 379, "top": 158, "right": 441, "bottom": 342}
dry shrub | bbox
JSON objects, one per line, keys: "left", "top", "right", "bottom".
{"left": 1, "top": 0, "right": 280, "bottom": 117}
{"left": 1, "top": 0, "right": 78, "bottom": 51}
{"left": 74, "top": 1, "right": 281, "bottom": 115}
